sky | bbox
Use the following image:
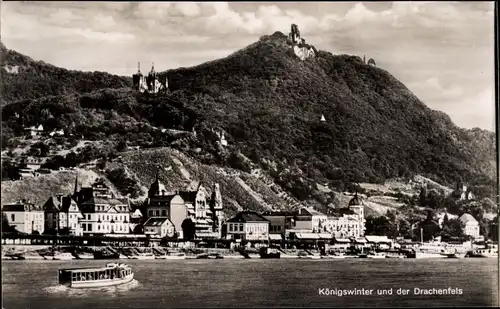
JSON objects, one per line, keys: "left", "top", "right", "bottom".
{"left": 1, "top": 1, "right": 496, "bottom": 131}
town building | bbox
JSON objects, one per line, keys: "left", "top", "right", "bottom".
{"left": 262, "top": 211, "right": 295, "bottom": 244}
{"left": 20, "top": 156, "right": 43, "bottom": 171}
{"left": 437, "top": 209, "right": 458, "bottom": 229}
{"left": 459, "top": 213, "right": 480, "bottom": 239}
{"left": 43, "top": 195, "right": 84, "bottom": 235}
{"left": 143, "top": 175, "right": 224, "bottom": 239}
{"left": 24, "top": 124, "right": 44, "bottom": 137}
{"left": 74, "top": 178, "right": 131, "bottom": 236}
{"left": 225, "top": 211, "right": 269, "bottom": 242}
{"left": 293, "top": 207, "right": 328, "bottom": 232}
{"left": 323, "top": 194, "right": 366, "bottom": 238}
{"left": 3, "top": 200, "right": 44, "bottom": 234}
{"left": 143, "top": 217, "right": 176, "bottom": 238}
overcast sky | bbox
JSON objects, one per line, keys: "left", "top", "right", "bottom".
{"left": 1, "top": 1, "right": 495, "bottom": 131}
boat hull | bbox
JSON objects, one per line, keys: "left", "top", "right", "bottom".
{"left": 414, "top": 252, "right": 446, "bottom": 259}
{"left": 260, "top": 253, "right": 281, "bottom": 259}
{"left": 165, "top": 255, "right": 186, "bottom": 260}
{"left": 68, "top": 274, "right": 134, "bottom": 289}
{"left": 53, "top": 255, "right": 74, "bottom": 260}
{"left": 130, "top": 255, "right": 155, "bottom": 260}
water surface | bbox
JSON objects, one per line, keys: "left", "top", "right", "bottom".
{"left": 2, "top": 259, "right": 497, "bottom": 308}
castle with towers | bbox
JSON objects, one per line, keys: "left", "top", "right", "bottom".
{"left": 132, "top": 62, "right": 167, "bottom": 94}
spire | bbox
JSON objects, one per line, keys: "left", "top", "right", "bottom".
{"left": 155, "top": 165, "right": 161, "bottom": 180}
{"left": 151, "top": 62, "right": 155, "bottom": 74}
{"left": 74, "top": 175, "right": 79, "bottom": 195}
{"left": 138, "top": 61, "right": 141, "bottom": 73}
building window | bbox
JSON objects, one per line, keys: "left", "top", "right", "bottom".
{"left": 229, "top": 224, "right": 233, "bottom": 232}
{"left": 239, "top": 224, "right": 243, "bottom": 232}
{"left": 156, "top": 210, "right": 160, "bottom": 216}
{"left": 161, "top": 210, "right": 167, "bottom": 217}
{"left": 11, "top": 214, "right": 14, "bottom": 221}
{"left": 149, "top": 210, "right": 153, "bottom": 217}
{"left": 83, "top": 224, "right": 87, "bottom": 232}
{"left": 88, "top": 224, "right": 92, "bottom": 232}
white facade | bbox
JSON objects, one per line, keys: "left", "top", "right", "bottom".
{"left": 325, "top": 216, "right": 361, "bottom": 239}
{"left": 143, "top": 218, "right": 175, "bottom": 238}
{"left": 227, "top": 221, "right": 269, "bottom": 241}
{"left": 459, "top": 214, "right": 480, "bottom": 239}
{"left": 3, "top": 205, "right": 44, "bottom": 234}
{"left": 81, "top": 208, "right": 131, "bottom": 235}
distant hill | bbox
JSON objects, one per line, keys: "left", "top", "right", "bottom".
{"left": 0, "top": 42, "right": 132, "bottom": 105}
{"left": 1, "top": 30, "right": 496, "bottom": 208}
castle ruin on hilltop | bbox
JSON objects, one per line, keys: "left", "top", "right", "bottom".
{"left": 287, "top": 24, "right": 315, "bottom": 61}
{"left": 132, "top": 62, "right": 167, "bottom": 94}
{"left": 363, "top": 55, "right": 377, "bottom": 67}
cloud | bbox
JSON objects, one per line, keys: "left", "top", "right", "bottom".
{"left": 446, "top": 87, "right": 495, "bottom": 130}
{"left": 0, "top": 2, "right": 494, "bottom": 130}
{"left": 420, "top": 77, "right": 465, "bottom": 99}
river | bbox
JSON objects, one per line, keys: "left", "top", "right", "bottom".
{"left": 2, "top": 258, "right": 498, "bottom": 308}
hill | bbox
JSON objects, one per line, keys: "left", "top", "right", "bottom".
{"left": 0, "top": 42, "right": 132, "bottom": 106}
{"left": 1, "top": 30, "right": 496, "bottom": 219}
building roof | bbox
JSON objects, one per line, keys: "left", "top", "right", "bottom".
{"left": 43, "top": 196, "right": 62, "bottom": 211}
{"left": 60, "top": 196, "right": 80, "bottom": 213}
{"left": 365, "top": 235, "right": 392, "bottom": 243}
{"left": 459, "top": 213, "right": 478, "bottom": 224}
{"left": 178, "top": 191, "right": 198, "bottom": 203}
{"left": 348, "top": 194, "right": 363, "bottom": 206}
{"left": 131, "top": 209, "right": 143, "bottom": 218}
{"left": 144, "top": 217, "right": 172, "bottom": 227}
{"left": 227, "top": 211, "right": 269, "bottom": 223}
{"left": 148, "top": 194, "right": 181, "bottom": 205}
{"left": 80, "top": 197, "right": 127, "bottom": 206}
{"left": 329, "top": 208, "right": 356, "bottom": 216}
{"left": 148, "top": 176, "right": 167, "bottom": 198}
{"left": 298, "top": 207, "right": 326, "bottom": 217}
{"left": 3, "top": 202, "right": 42, "bottom": 212}
{"left": 262, "top": 211, "right": 297, "bottom": 217}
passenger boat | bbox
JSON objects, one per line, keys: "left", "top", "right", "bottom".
{"left": 196, "top": 253, "right": 224, "bottom": 259}
{"left": 330, "top": 253, "right": 347, "bottom": 259}
{"left": 441, "top": 247, "right": 467, "bottom": 258}
{"left": 367, "top": 252, "right": 386, "bottom": 259}
{"left": 165, "top": 253, "right": 186, "bottom": 260}
{"left": 94, "top": 251, "right": 120, "bottom": 260}
{"left": 58, "top": 263, "right": 134, "bottom": 288}
{"left": 409, "top": 243, "right": 447, "bottom": 259}
{"left": 298, "top": 251, "right": 321, "bottom": 259}
{"left": 466, "top": 248, "right": 498, "bottom": 258}
{"left": 260, "top": 247, "right": 281, "bottom": 259}
{"left": 385, "top": 250, "right": 406, "bottom": 259}
{"left": 76, "top": 252, "right": 94, "bottom": 260}
{"left": 130, "top": 252, "right": 155, "bottom": 260}
{"left": 53, "top": 252, "right": 75, "bottom": 260}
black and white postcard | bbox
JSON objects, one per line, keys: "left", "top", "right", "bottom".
{"left": 1, "top": 1, "right": 498, "bottom": 308}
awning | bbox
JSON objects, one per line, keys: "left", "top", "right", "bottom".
{"left": 296, "top": 233, "right": 320, "bottom": 240}
{"left": 365, "top": 236, "right": 392, "bottom": 243}
{"left": 269, "top": 234, "right": 282, "bottom": 240}
{"left": 334, "top": 238, "right": 351, "bottom": 243}
{"left": 318, "top": 233, "right": 333, "bottom": 240}
{"left": 195, "top": 232, "right": 220, "bottom": 239}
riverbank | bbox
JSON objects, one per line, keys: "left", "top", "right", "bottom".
{"left": 1, "top": 245, "right": 329, "bottom": 260}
